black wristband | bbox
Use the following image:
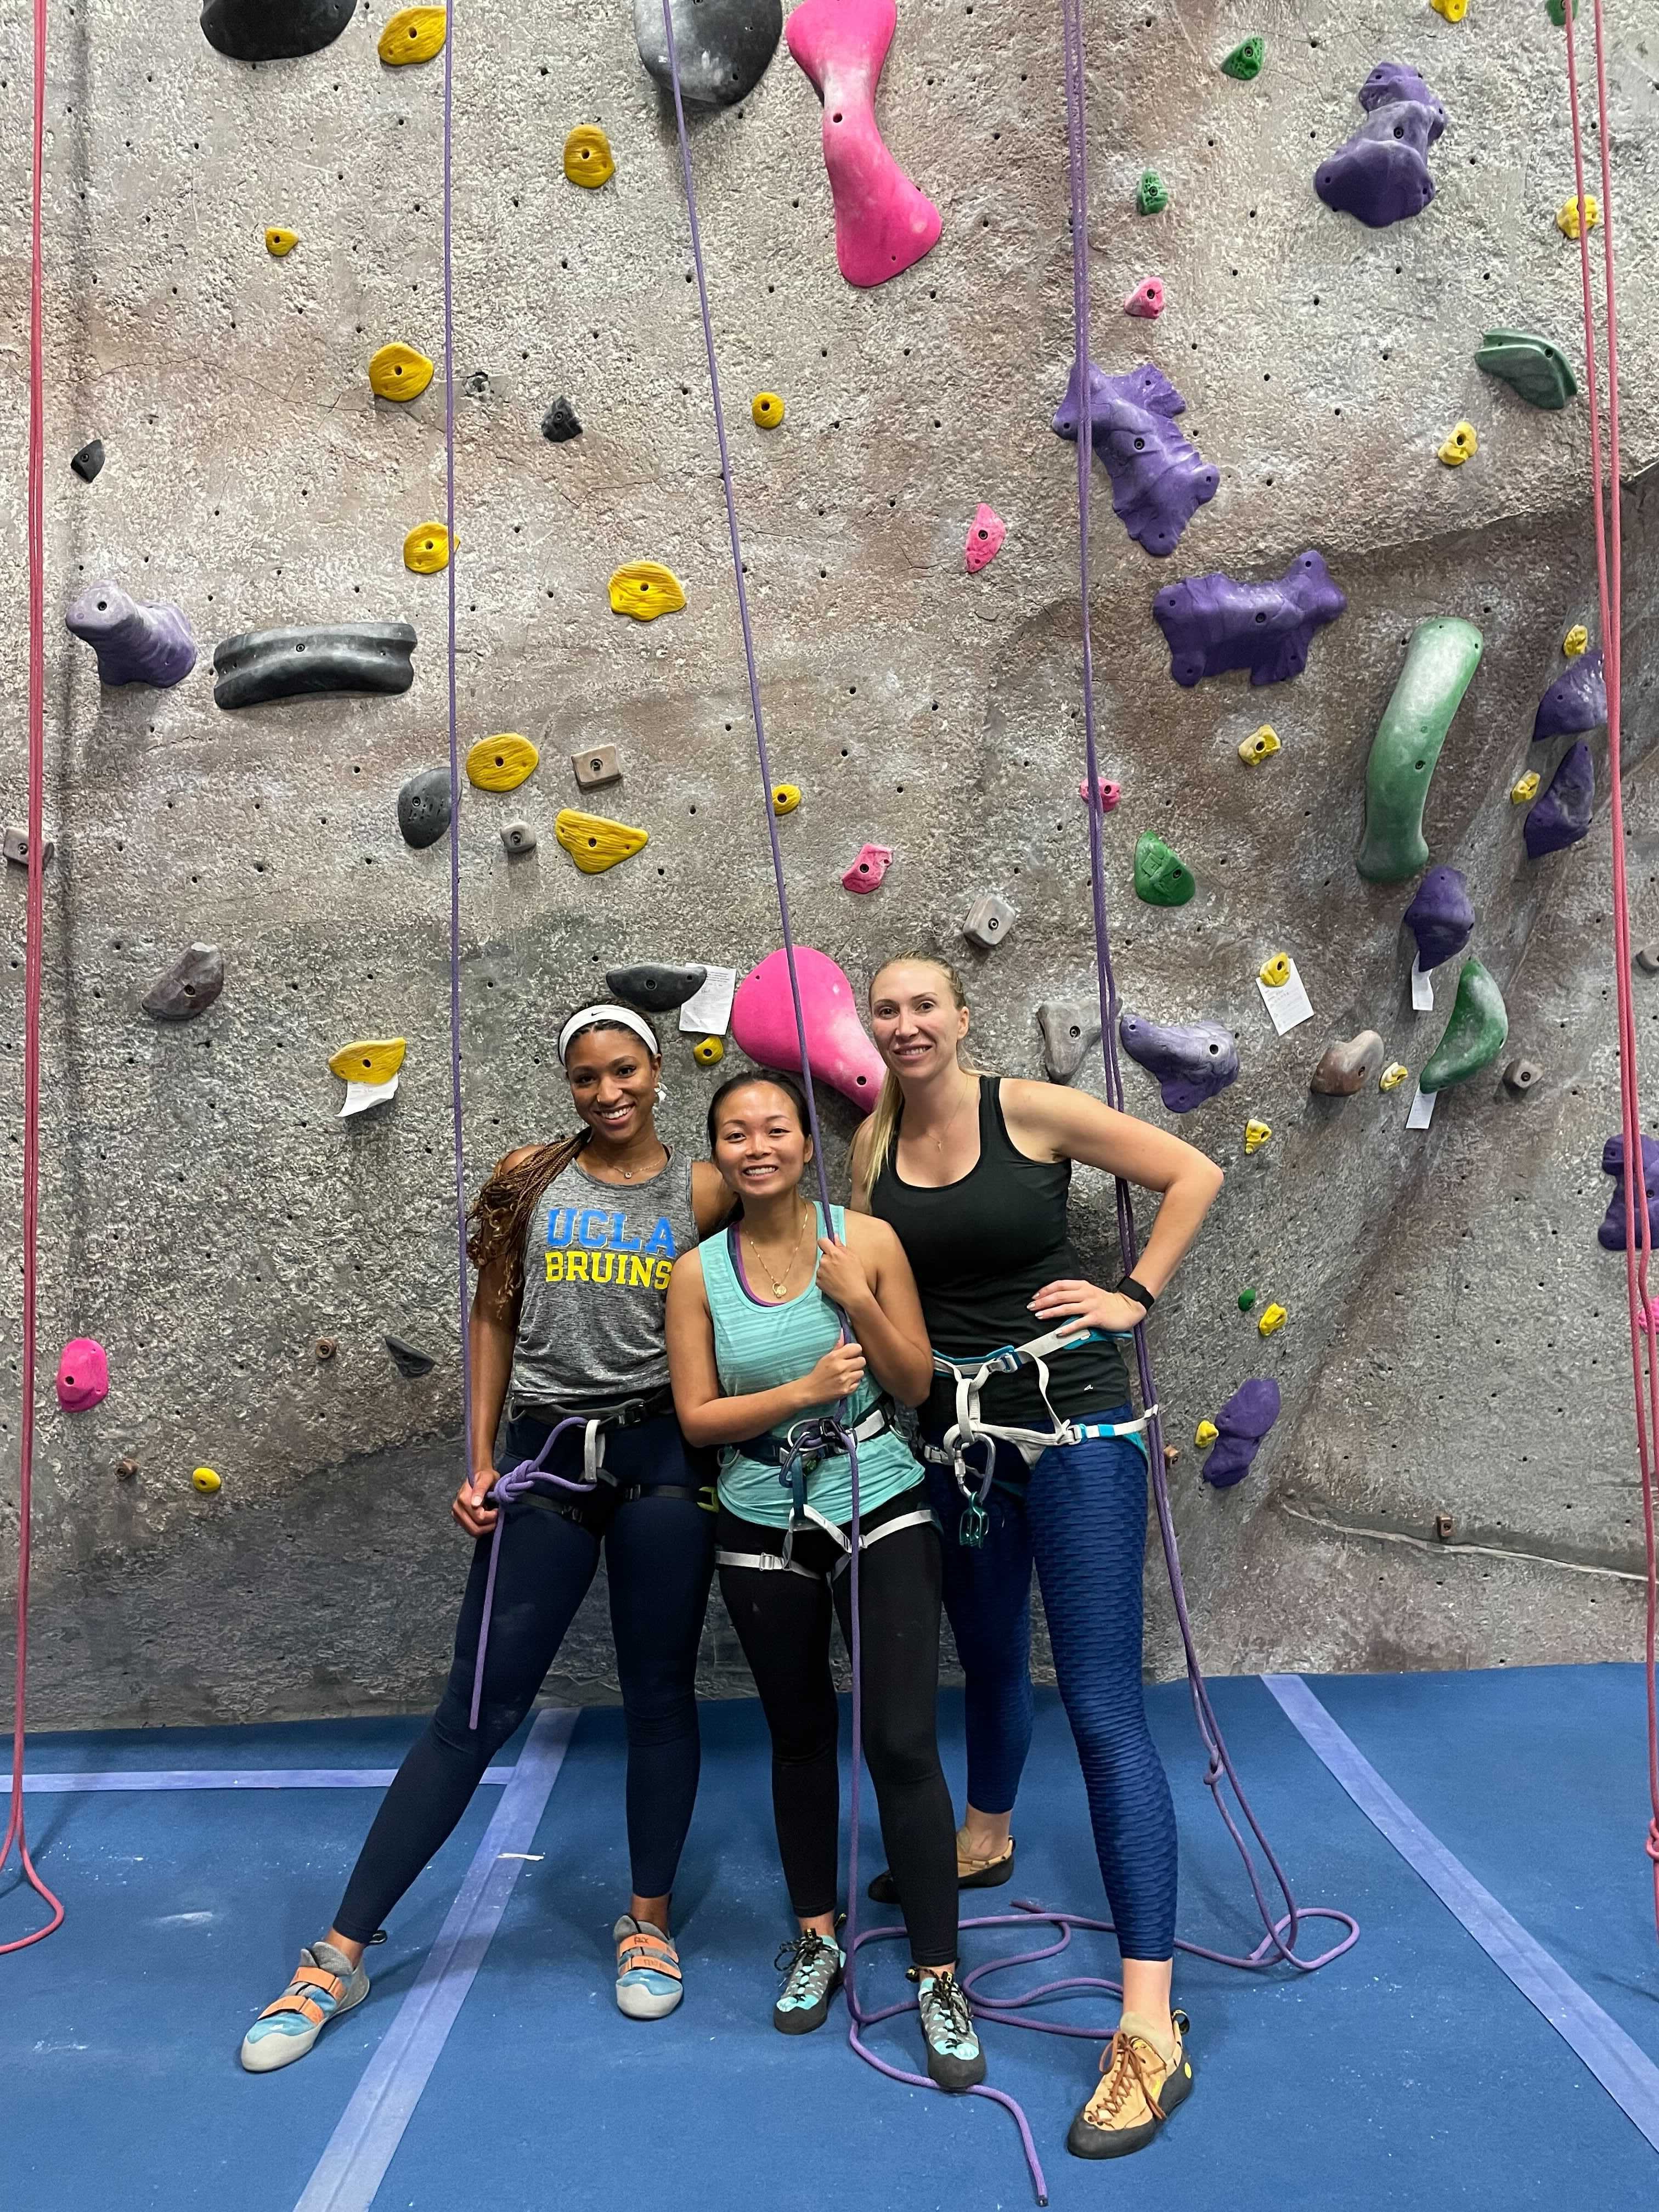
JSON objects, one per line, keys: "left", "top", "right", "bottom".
{"left": 1116, "top": 1276, "right": 1156, "bottom": 1313}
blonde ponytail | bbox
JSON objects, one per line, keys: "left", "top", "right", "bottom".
{"left": 862, "top": 952, "right": 981, "bottom": 1192}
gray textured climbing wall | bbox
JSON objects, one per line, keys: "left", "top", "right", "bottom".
{"left": 1, "top": 0, "right": 1657, "bottom": 1727}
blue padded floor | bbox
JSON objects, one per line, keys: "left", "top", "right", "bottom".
{"left": 2, "top": 1669, "right": 1654, "bottom": 2212}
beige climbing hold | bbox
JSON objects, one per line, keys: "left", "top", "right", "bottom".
{"left": 1258, "top": 954, "right": 1291, "bottom": 990}
{"left": 556, "top": 808, "right": 650, "bottom": 874}
{"left": 693, "top": 1036, "right": 725, "bottom": 1066}
{"left": 772, "top": 784, "right": 801, "bottom": 815}
{"left": 1239, "top": 725, "right": 1280, "bottom": 766}
{"left": 1438, "top": 421, "right": 1478, "bottom": 467}
{"left": 1563, "top": 624, "right": 1589, "bottom": 658}
{"left": 1379, "top": 1061, "right": 1409, "bottom": 1092}
{"left": 1556, "top": 192, "right": 1599, "bottom": 240}
{"left": 752, "top": 392, "right": 786, "bottom": 429}
{"left": 328, "top": 1037, "right": 408, "bottom": 1086}
{"left": 1257, "top": 1302, "right": 1287, "bottom": 1339}
{"left": 379, "top": 6, "right": 447, "bottom": 63}
{"left": 466, "top": 733, "right": 539, "bottom": 792}
{"left": 369, "top": 342, "right": 435, "bottom": 402}
{"left": 403, "top": 522, "right": 450, "bottom": 574}
{"left": 564, "top": 125, "right": 616, "bottom": 188}
{"left": 1510, "top": 770, "right": 1541, "bottom": 806}
{"left": 609, "top": 562, "right": 685, "bottom": 622}
{"left": 1244, "top": 1119, "right": 1272, "bottom": 1155}
{"left": 265, "top": 227, "right": 299, "bottom": 257}
{"left": 1195, "top": 1420, "right": 1218, "bottom": 1448}
{"left": 192, "top": 1466, "right": 222, "bottom": 1494}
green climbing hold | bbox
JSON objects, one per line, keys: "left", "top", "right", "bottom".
{"left": 1546, "top": 0, "right": 1578, "bottom": 23}
{"left": 1137, "top": 169, "right": 1170, "bottom": 217}
{"left": 1475, "top": 329, "right": 1578, "bottom": 411}
{"left": 1221, "top": 36, "right": 1263, "bottom": 81}
{"left": 1356, "top": 617, "right": 1484, "bottom": 884}
{"left": 1133, "top": 831, "right": 1196, "bottom": 906}
{"left": 1238, "top": 1288, "right": 1257, "bottom": 1312}
{"left": 1420, "top": 957, "right": 1509, "bottom": 1093}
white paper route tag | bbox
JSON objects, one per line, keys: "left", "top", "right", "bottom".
{"left": 1406, "top": 1083, "right": 1436, "bottom": 1130}
{"left": 1256, "top": 958, "right": 1314, "bottom": 1036}
{"left": 1410, "top": 957, "right": 1435, "bottom": 1013}
{"left": 679, "top": 965, "right": 736, "bottom": 1036}
{"left": 342, "top": 1073, "right": 399, "bottom": 1119}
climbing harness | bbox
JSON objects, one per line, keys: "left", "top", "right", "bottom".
{"left": 713, "top": 1408, "right": 935, "bottom": 1579}
{"left": 1558, "top": 0, "right": 1659, "bottom": 1936}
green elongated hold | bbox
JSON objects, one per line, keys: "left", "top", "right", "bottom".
{"left": 1420, "top": 956, "right": 1509, "bottom": 1093}
{"left": 1221, "top": 35, "right": 1263, "bottom": 80}
{"left": 1137, "top": 168, "right": 1170, "bottom": 216}
{"left": 1356, "top": 616, "right": 1484, "bottom": 884}
{"left": 1133, "top": 830, "right": 1196, "bottom": 906}
{"left": 1475, "top": 329, "right": 1578, "bottom": 411}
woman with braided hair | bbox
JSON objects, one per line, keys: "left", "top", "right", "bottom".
{"left": 240, "top": 1006, "right": 731, "bottom": 2070}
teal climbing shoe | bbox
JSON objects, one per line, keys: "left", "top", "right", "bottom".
{"left": 772, "top": 1931, "right": 844, "bottom": 2035}
{"left": 240, "top": 1940, "right": 369, "bottom": 2072}
{"left": 915, "top": 1968, "right": 986, "bottom": 2091}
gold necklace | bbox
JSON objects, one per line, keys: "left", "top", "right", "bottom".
{"left": 744, "top": 1201, "right": 811, "bottom": 1300}
{"left": 931, "top": 1075, "right": 974, "bottom": 1154}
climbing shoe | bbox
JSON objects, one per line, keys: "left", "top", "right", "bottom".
{"left": 240, "top": 1940, "right": 369, "bottom": 2073}
{"left": 772, "top": 1931, "right": 844, "bottom": 2035}
{"left": 1066, "top": 2009, "right": 1193, "bottom": 2159}
{"left": 613, "top": 1915, "right": 684, "bottom": 2020}
{"left": 913, "top": 1968, "right": 986, "bottom": 2091}
{"left": 867, "top": 1826, "right": 1015, "bottom": 1904}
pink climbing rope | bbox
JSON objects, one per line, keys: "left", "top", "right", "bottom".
{"left": 1559, "top": 0, "right": 1659, "bottom": 1937}
{"left": 2, "top": 0, "right": 65, "bottom": 1957}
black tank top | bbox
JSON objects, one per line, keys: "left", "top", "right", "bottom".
{"left": 870, "top": 1076, "right": 1130, "bottom": 1429}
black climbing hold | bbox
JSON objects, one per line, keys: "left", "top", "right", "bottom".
{"left": 141, "top": 943, "right": 225, "bottom": 1023}
{"left": 634, "top": 0, "right": 783, "bottom": 107}
{"left": 70, "top": 439, "right": 105, "bottom": 483}
{"left": 606, "top": 962, "right": 708, "bottom": 1014}
{"left": 465, "top": 370, "right": 492, "bottom": 398}
{"left": 541, "top": 397, "right": 583, "bottom": 444}
{"left": 212, "top": 622, "right": 417, "bottom": 709}
{"left": 398, "top": 766, "right": 453, "bottom": 850}
{"left": 385, "top": 1334, "right": 436, "bottom": 1379}
{"left": 200, "top": 0, "right": 354, "bottom": 61}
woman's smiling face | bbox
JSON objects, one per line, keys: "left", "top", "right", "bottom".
{"left": 868, "top": 959, "right": 969, "bottom": 1080}
{"left": 563, "top": 1025, "right": 659, "bottom": 1144}
{"left": 710, "top": 1080, "right": 811, "bottom": 1200}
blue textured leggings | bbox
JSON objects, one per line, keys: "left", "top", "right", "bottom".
{"left": 924, "top": 1415, "right": 1178, "bottom": 1961}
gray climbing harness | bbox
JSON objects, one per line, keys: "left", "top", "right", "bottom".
{"left": 714, "top": 1403, "right": 934, "bottom": 1580}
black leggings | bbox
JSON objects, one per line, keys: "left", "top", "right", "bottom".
{"left": 334, "top": 1413, "right": 714, "bottom": 1943}
{"left": 716, "top": 1488, "right": 959, "bottom": 1970}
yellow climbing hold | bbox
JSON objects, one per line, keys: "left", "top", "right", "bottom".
{"left": 403, "top": 522, "right": 450, "bottom": 574}
{"left": 752, "top": 392, "right": 786, "bottom": 429}
{"left": 369, "top": 342, "right": 435, "bottom": 402}
{"left": 466, "top": 733, "right": 540, "bottom": 792}
{"left": 328, "top": 1037, "right": 408, "bottom": 1086}
{"left": 1430, "top": 0, "right": 1467, "bottom": 19}
{"left": 609, "top": 562, "right": 686, "bottom": 622}
{"left": 1244, "top": 1119, "right": 1273, "bottom": 1155}
{"left": 1556, "top": 193, "right": 1599, "bottom": 240}
{"left": 1258, "top": 954, "right": 1291, "bottom": 990}
{"left": 1239, "top": 725, "right": 1280, "bottom": 766}
{"left": 772, "top": 785, "right": 802, "bottom": 816}
{"left": 379, "top": 6, "right": 447, "bottom": 63}
{"left": 192, "top": 1466, "right": 222, "bottom": 1494}
{"left": 1510, "top": 770, "right": 1542, "bottom": 806}
{"left": 1379, "top": 1061, "right": 1409, "bottom": 1092}
{"left": 556, "top": 809, "right": 650, "bottom": 874}
{"left": 564, "top": 126, "right": 616, "bottom": 188}
{"left": 1564, "top": 623, "right": 1589, "bottom": 658}
{"left": 1195, "top": 1421, "right": 1219, "bottom": 1448}
{"left": 693, "top": 1036, "right": 725, "bottom": 1067}
{"left": 1257, "top": 1302, "right": 1288, "bottom": 1340}
{"left": 1438, "top": 421, "right": 1478, "bottom": 467}
{"left": 265, "top": 227, "right": 299, "bottom": 257}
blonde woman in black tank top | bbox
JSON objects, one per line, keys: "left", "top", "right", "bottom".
{"left": 851, "top": 953, "right": 1224, "bottom": 2164}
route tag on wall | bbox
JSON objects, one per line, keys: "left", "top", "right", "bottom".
{"left": 1406, "top": 1084, "right": 1436, "bottom": 1130}
{"left": 1410, "top": 957, "right": 1435, "bottom": 1013}
{"left": 679, "top": 966, "right": 736, "bottom": 1037}
{"left": 1256, "top": 959, "right": 1313, "bottom": 1036}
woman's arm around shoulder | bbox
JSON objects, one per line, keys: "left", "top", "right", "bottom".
{"left": 691, "top": 1158, "right": 737, "bottom": 1238}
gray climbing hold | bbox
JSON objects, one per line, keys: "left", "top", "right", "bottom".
{"left": 71, "top": 439, "right": 104, "bottom": 483}
{"left": 141, "top": 943, "right": 225, "bottom": 1022}
{"left": 542, "top": 397, "right": 582, "bottom": 443}
{"left": 1119, "top": 1009, "right": 1239, "bottom": 1113}
{"left": 385, "top": 1334, "right": 436, "bottom": 1378}
{"left": 67, "top": 580, "right": 198, "bottom": 688}
{"left": 213, "top": 622, "right": 417, "bottom": 709}
{"left": 200, "top": 0, "right": 354, "bottom": 60}
{"left": 1503, "top": 1058, "right": 1540, "bottom": 1095}
{"left": 572, "top": 743, "right": 622, "bottom": 791}
{"left": 501, "top": 820, "right": 537, "bottom": 855}
{"left": 963, "top": 893, "right": 1015, "bottom": 950}
{"left": 3, "top": 825, "right": 55, "bottom": 868}
{"left": 606, "top": 963, "right": 708, "bottom": 1013}
{"left": 634, "top": 0, "right": 783, "bottom": 106}
{"left": 1310, "top": 1030, "right": 1384, "bottom": 1096}
{"left": 1637, "top": 946, "right": 1659, "bottom": 976}
{"left": 1038, "top": 1001, "right": 1101, "bottom": 1084}
{"left": 398, "top": 767, "right": 452, "bottom": 850}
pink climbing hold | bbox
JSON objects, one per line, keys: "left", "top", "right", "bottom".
{"left": 785, "top": 0, "right": 942, "bottom": 288}
{"left": 732, "top": 945, "right": 886, "bottom": 1114}
{"left": 56, "top": 1336, "right": 109, "bottom": 1412}
{"left": 964, "top": 504, "right": 1006, "bottom": 575}
{"left": 1079, "top": 777, "right": 1121, "bottom": 812}
{"left": 841, "top": 842, "right": 893, "bottom": 893}
{"left": 1124, "top": 276, "right": 1165, "bottom": 319}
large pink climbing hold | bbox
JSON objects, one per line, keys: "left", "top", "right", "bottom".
{"left": 964, "top": 504, "right": 1005, "bottom": 574}
{"left": 56, "top": 1337, "right": 109, "bottom": 1412}
{"left": 732, "top": 946, "right": 886, "bottom": 1113}
{"left": 841, "top": 843, "right": 893, "bottom": 893}
{"left": 1124, "top": 276, "right": 1165, "bottom": 319}
{"left": 785, "top": 0, "right": 942, "bottom": 288}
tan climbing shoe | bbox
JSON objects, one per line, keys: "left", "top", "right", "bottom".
{"left": 867, "top": 1827, "right": 1014, "bottom": 1904}
{"left": 1066, "top": 2008, "right": 1193, "bottom": 2160}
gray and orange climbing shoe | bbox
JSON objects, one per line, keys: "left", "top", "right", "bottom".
{"left": 772, "top": 1931, "right": 844, "bottom": 2035}
{"left": 240, "top": 1940, "right": 369, "bottom": 2072}
{"left": 867, "top": 1825, "right": 1015, "bottom": 1905}
{"left": 1066, "top": 2009, "right": 1193, "bottom": 2159}
{"left": 915, "top": 1968, "right": 986, "bottom": 2091}
{"left": 613, "top": 1915, "right": 684, "bottom": 2021}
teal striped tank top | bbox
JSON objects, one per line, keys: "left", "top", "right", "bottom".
{"left": 702, "top": 1204, "right": 922, "bottom": 1530}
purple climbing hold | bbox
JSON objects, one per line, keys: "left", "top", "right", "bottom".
{"left": 1119, "top": 1008, "right": 1239, "bottom": 1114}
{"left": 1403, "top": 866, "right": 1474, "bottom": 972}
{"left": 1314, "top": 60, "right": 1446, "bottom": 229}
{"left": 1203, "top": 1376, "right": 1281, "bottom": 1489}
{"left": 66, "top": 580, "right": 197, "bottom": 689}
{"left": 1051, "top": 359, "right": 1218, "bottom": 559}
{"left": 1523, "top": 740, "right": 1594, "bottom": 858}
{"left": 1153, "top": 550, "right": 1346, "bottom": 689}
{"left": 1598, "top": 1133, "right": 1659, "bottom": 1252}
{"left": 1532, "top": 650, "right": 1606, "bottom": 742}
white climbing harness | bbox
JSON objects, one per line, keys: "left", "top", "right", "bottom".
{"left": 714, "top": 1405, "right": 935, "bottom": 1581}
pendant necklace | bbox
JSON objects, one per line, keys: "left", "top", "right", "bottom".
{"left": 746, "top": 1201, "right": 810, "bottom": 1300}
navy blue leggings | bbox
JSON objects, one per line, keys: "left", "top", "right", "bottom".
{"left": 334, "top": 1413, "right": 714, "bottom": 1940}
{"left": 924, "top": 1414, "right": 1178, "bottom": 1961}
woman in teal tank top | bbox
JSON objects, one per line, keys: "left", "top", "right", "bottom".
{"left": 666, "top": 1072, "right": 986, "bottom": 2093}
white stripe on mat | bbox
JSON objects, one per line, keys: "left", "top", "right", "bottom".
{"left": 24, "top": 1768, "right": 514, "bottom": 1792}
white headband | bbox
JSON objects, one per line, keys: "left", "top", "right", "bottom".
{"left": 558, "top": 1003, "right": 661, "bottom": 1064}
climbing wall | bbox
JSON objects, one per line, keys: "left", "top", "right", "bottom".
{"left": 1, "top": 0, "right": 1656, "bottom": 1725}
